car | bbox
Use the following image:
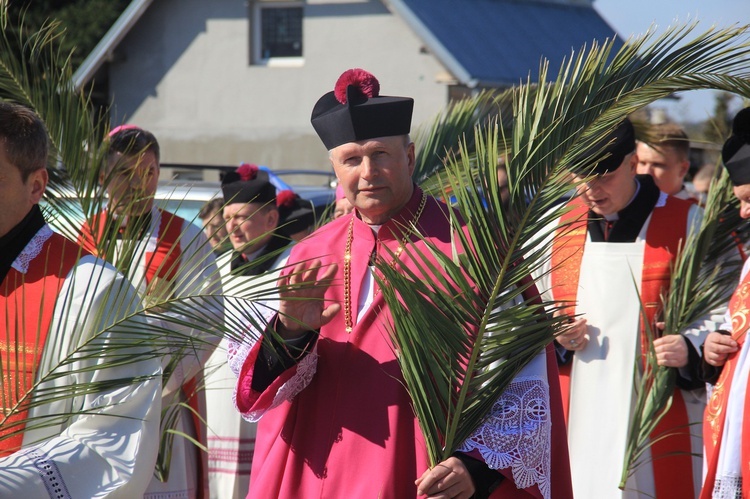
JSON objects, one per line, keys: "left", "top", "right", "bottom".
{"left": 158, "top": 168, "right": 336, "bottom": 225}
{"left": 43, "top": 168, "right": 337, "bottom": 235}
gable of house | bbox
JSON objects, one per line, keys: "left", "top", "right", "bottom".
{"left": 74, "top": 0, "right": 622, "bottom": 175}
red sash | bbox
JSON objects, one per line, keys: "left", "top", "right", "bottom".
{"left": 550, "top": 196, "right": 695, "bottom": 498}
{"left": 80, "top": 209, "right": 184, "bottom": 286}
{"left": 0, "top": 232, "right": 81, "bottom": 456}
{"left": 702, "top": 270, "right": 750, "bottom": 498}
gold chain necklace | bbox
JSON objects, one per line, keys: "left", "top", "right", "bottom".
{"left": 343, "top": 193, "right": 427, "bottom": 333}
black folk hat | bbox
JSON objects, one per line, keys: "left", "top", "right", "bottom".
{"left": 276, "top": 190, "right": 315, "bottom": 237}
{"left": 311, "top": 69, "right": 414, "bottom": 150}
{"left": 221, "top": 163, "right": 276, "bottom": 205}
{"left": 575, "top": 119, "right": 636, "bottom": 176}
{"left": 722, "top": 107, "right": 750, "bottom": 187}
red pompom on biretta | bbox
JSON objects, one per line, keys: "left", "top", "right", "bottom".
{"left": 276, "top": 189, "right": 297, "bottom": 209}
{"left": 334, "top": 69, "right": 380, "bottom": 104}
{"left": 237, "top": 163, "right": 259, "bottom": 181}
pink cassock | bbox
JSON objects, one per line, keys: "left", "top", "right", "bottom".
{"left": 234, "top": 187, "right": 572, "bottom": 499}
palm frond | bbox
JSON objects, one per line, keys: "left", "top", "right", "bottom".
{"left": 379, "top": 23, "right": 750, "bottom": 477}
{"left": 413, "top": 91, "right": 512, "bottom": 189}
{"left": 0, "top": 7, "right": 275, "bottom": 480}
{"left": 620, "top": 162, "right": 745, "bottom": 486}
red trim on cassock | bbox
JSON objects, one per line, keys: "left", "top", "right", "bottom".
{"left": 0, "top": 233, "right": 82, "bottom": 456}
{"left": 550, "top": 196, "right": 695, "bottom": 497}
{"left": 701, "top": 269, "right": 750, "bottom": 498}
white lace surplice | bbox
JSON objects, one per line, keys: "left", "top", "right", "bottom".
{"left": 458, "top": 350, "right": 552, "bottom": 499}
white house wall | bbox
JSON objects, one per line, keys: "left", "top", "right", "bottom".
{"left": 107, "top": 0, "right": 451, "bottom": 173}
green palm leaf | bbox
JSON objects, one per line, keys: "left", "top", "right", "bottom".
{"left": 379, "top": 23, "right": 750, "bottom": 480}
{"left": 0, "top": 6, "right": 287, "bottom": 484}
{"left": 620, "top": 163, "right": 746, "bottom": 486}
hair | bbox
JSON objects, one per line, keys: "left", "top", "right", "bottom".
{"left": 328, "top": 133, "right": 412, "bottom": 156}
{"left": 107, "top": 126, "right": 160, "bottom": 168}
{"left": 650, "top": 123, "right": 690, "bottom": 160}
{"left": 693, "top": 162, "right": 716, "bottom": 184}
{"left": 199, "top": 198, "right": 225, "bottom": 220}
{"left": 0, "top": 102, "right": 49, "bottom": 181}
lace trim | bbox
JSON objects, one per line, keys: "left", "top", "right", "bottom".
{"left": 24, "top": 447, "right": 71, "bottom": 499}
{"left": 713, "top": 473, "right": 742, "bottom": 498}
{"left": 227, "top": 307, "right": 275, "bottom": 378}
{"left": 457, "top": 376, "right": 551, "bottom": 499}
{"left": 143, "top": 490, "right": 192, "bottom": 499}
{"left": 12, "top": 225, "right": 54, "bottom": 274}
{"left": 227, "top": 339, "right": 252, "bottom": 378}
{"left": 238, "top": 345, "right": 318, "bottom": 423}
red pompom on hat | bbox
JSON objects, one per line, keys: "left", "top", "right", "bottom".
{"left": 221, "top": 163, "right": 275, "bottom": 204}
{"left": 311, "top": 68, "right": 413, "bottom": 150}
{"left": 334, "top": 69, "right": 380, "bottom": 104}
{"left": 237, "top": 163, "right": 259, "bottom": 181}
{"left": 276, "top": 189, "right": 297, "bottom": 208}
{"left": 277, "top": 191, "right": 316, "bottom": 238}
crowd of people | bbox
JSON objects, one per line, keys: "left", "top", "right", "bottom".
{"left": 0, "top": 66, "right": 749, "bottom": 499}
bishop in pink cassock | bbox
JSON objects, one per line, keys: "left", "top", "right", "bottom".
{"left": 232, "top": 69, "right": 573, "bottom": 499}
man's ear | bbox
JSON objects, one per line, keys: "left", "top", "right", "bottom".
{"left": 406, "top": 141, "right": 416, "bottom": 177}
{"left": 679, "top": 160, "right": 690, "bottom": 178}
{"left": 627, "top": 153, "right": 638, "bottom": 174}
{"left": 267, "top": 207, "right": 280, "bottom": 230}
{"left": 28, "top": 168, "right": 48, "bottom": 204}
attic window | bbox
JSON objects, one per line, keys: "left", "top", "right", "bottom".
{"left": 252, "top": 2, "right": 303, "bottom": 66}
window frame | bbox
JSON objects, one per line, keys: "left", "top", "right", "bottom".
{"left": 250, "top": 1, "right": 304, "bottom": 67}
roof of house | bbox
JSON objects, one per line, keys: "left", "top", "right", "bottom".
{"left": 390, "top": 0, "right": 624, "bottom": 87}
{"left": 72, "top": 0, "right": 153, "bottom": 89}
{"left": 74, "top": 0, "right": 624, "bottom": 90}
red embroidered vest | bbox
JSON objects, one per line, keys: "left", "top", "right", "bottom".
{"left": 0, "top": 232, "right": 81, "bottom": 456}
{"left": 79, "top": 209, "right": 183, "bottom": 285}
{"left": 702, "top": 269, "right": 750, "bottom": 498}
{"left": 550, "top": 195, "right": 696, "bottom": 498}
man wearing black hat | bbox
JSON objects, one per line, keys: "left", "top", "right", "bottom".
{"left": 701, "top": 107, "right": 750, "bottom": 498}
{"left": 534, "top": 119, "right": 708, "bottom": 497}
{"left": 276, "top": 189, "right": 317, "bottom": 241}
{"left": 204, "top": 163, "right": 294, "bottom": 498}
{"left": 219, "top": 163, "right": 293, "bottom": 276}
{"left": 79, "top": 125, "right": 223, "bottom": 499}
{"left": 231, "top": 69, "right": 573, "bottom": 499}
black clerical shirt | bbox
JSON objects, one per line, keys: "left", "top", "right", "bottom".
{"left": 587, "top": 174, "right": 660, "bottom": 243}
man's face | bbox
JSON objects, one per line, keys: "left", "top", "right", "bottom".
{"left": 575, "top": 154, "right": 637, "bottom": 216}
{"left": 636, "top": 142, "right": 689, "bottom": 196}
{"left": 0, "top": 142, "right": 47, "bottom": 238}
{"left": 103, "top": 151, "right": 159, "bottom": 216}
{"left": 200, "top": 209, "right": 228, "bottom": 248}
{"left": 733, "top": 184, "right": 750, "bottom": 220}
{"left": 330, "top": 135, "right": 415, "bottom": 225}
{"left": 223, "top": 202, "right": 278, "bottom": 254}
